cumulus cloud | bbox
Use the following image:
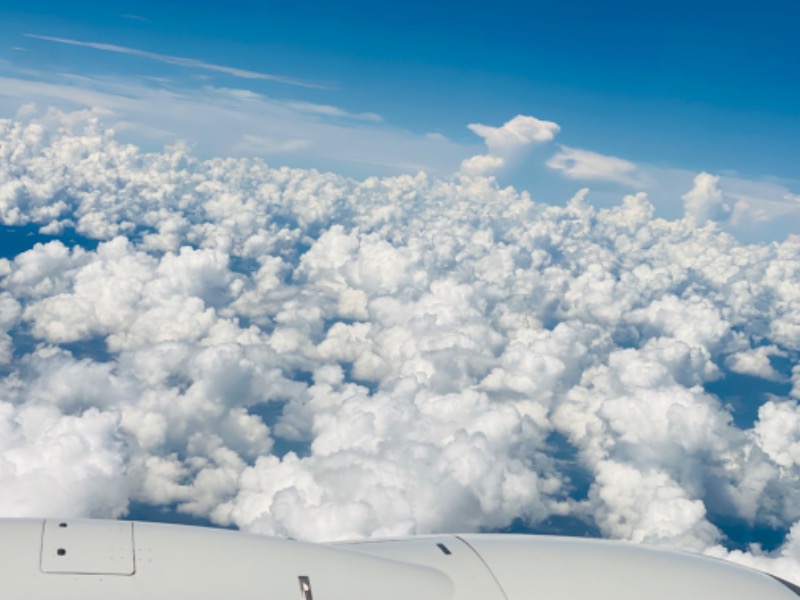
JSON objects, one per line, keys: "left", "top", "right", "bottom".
{"left": 459, "top": 154, "right": 505, "bottom": 176}
{"left": 590, "top": 460, "right": 720, "bottom": 551}
{"left": 460, "top": 114, "right": 560, "bottom": 176}
{"left": 754, "top": 401, "right": 800, "bottom": 470}
{"left": 0, "top": 399, "right": 128, "bottom": 518}
{"left": 683, "top": 171, "right": 731, "bottom": 226}
{"left": 726, "top": 345, "right": 786, "bottom": 381}
{"left": 468, "top": 115, "right": 560, "bottom": 150}
{"left": 0, "top": 111, "right": 799, "bottom": 583}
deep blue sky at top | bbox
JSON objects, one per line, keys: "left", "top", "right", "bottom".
{"left": 1, "top": 0, "right": 798, "bottom": 180}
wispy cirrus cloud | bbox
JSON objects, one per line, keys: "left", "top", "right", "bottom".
{"left": 24, "top": 34, "right": 327, "bottom": 89}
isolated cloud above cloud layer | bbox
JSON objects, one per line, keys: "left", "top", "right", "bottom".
{"left": 1, "top": 111, "right": 800, "bottom": 583}
{"left": 460, "top": 115, "right": 560, "bottom": 176}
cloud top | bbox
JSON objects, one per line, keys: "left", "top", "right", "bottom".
{"left": 460, "top": 114, "right": 560, "bottom": 176}
{"left": 682, "top": 171, "right": 731, "bottom": 226}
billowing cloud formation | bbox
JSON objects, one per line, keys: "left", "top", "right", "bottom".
{"left": 726, "top": 345, "right": 786, "bottom": 381}
{"left": 683, "top": 171, "right": 731, "bottom": 226}
{"left": 460, "top": 115, "right": 560, "bottom": 175}
{"left": 1, "top": 111, "right": 799, "bottom": 583}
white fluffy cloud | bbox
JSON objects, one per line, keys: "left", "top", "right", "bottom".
{"left": 0, "top": 399, "right": 128, "bottom": 518}
{"left": 754, "top": 401, "right": 800, "bottom": 470}
{"left": 726, "top": 345, "right": 786, "bottom": 381}
{"left": 1, "top": 111, "right": 799, "bottom": 584}
{"left": 590, "top": 460, "right": 720, "bottom": 551}
{"left": 460, "top": 115, "right": 560, "bottom": 175}
{"left": 468, "top": 115, "right": 560, "bottom": 150}
{"left": 683, "top": 171, "right": 731, "bottom": 226}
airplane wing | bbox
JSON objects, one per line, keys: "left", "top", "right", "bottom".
{"left": 1, "top": 518, "right": 797, "bottom": 599}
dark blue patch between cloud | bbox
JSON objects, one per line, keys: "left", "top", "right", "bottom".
{"left": 498, "top": 515, "right": 602, "bottom": 539}
{"left": 705, "top": 364, "right": 794, "bottom": 429}
{"left": 546, "top": 430, "right": 592, "bottom": 501}
{"left": 707, "top": 513, "right": 787, "bottom": 553}
{"left": 248, "top": 401, "right": 312, "bottom": 459}
{"left": 0, "top": 224, "right": 99, "bottom": 258}
{"left": 60, "top": 338, "right": 115, "bottom": 363}
{"left": 125, "top": 501, "right": 237, "bottom": 530}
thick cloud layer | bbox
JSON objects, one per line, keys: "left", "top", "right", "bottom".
{"left": 1, "top": 111, "right": 799, "bottom": 582}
